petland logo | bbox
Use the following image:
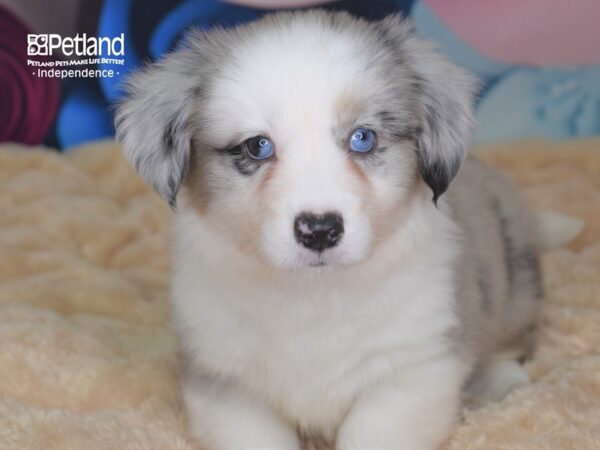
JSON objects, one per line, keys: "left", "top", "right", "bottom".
{"left": 27, "top": 34, "right": 125, "bottom": 79}
{"left": 27, "top": 33, "right": 125, "bottom": 57}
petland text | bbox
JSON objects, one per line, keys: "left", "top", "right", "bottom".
{"left": 27, "top": 33, "right": 125, "bottom": 57}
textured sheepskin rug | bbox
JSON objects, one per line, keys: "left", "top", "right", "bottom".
{"left": 0, "top": 139, "right": 599, "bottom": 450}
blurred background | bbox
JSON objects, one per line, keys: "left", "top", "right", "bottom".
{"left": 1, "top": 0, "right": 599, "bottom": 150}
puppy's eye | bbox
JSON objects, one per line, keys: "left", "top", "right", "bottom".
{"left": 349, "top": 128, "right": 377, "bottom": 153}
{"left": 244, "top": 136, "right": 274, "bottom": 160}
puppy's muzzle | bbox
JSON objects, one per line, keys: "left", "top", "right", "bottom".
{"left": 294, "top": 212, "right": 344, "bottom": 252}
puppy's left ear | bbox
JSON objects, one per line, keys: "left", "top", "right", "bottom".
{"left": 415, "top": 52, "right": 478, "bottom": 204}
{"left": 115, "top": 46, "right": 201, "bottom": 208}
{"left": 378, "top": 15, "right": 479, "bottom": 203}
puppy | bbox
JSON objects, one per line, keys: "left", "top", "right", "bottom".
{"left": 116, "top": 11, "right": 542, "bottom": 450}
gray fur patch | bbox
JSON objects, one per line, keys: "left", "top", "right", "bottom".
{"left": 476, "top": 262, "right": 493, "bottom": 313}
{"left": 373, "top": 15, "right": 478, "bottom": 202}
{"left": 493, "top": 199, "right": 543, "bottom": 300}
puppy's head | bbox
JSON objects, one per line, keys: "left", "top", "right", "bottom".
{"left": 116, "top": 12, "right": 476, "bottom": 269}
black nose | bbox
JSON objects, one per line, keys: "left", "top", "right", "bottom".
{"left": 294, "top": 212, "right": 344, "bottom": 252}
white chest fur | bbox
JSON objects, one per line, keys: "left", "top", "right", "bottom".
{"left": 171, "top": 210, "right": 459, "bottom": 434}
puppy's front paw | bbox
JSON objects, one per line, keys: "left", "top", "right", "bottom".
{"left": 336, "top": 360, "right": 464, "bottom": 450}
{"left": 183, "top": 376, "right": 301, "bottom": 450}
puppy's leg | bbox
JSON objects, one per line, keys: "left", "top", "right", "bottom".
{"left": 182, "top": 375, "right": 300, "bottom": 450}
{"left": 336, "top": 356, "right": 465, "bottom": 450}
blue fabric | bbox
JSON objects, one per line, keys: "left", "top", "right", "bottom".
{"left": 150, "top": 0, "right": 259, "bottom": 58}
{"left": 56, "top": 83, "right": 113, "bottom": 149}
{"left": 474, "top": 66, "right": 600, "bottom": 144}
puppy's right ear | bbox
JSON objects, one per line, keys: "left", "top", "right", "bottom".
{"left": 115, "top": 48, "right": 200, "bottom": 208}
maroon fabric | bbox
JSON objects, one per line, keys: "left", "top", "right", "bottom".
{"left": 0, "top": 4, "right": 60, "bottom": 145}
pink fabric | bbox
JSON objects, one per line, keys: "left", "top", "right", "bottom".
{"left": 424, "top": 0, "right": 600, "bottom": 65}
{"left": 0, "top": 4, "right": 60, "bottom": 145}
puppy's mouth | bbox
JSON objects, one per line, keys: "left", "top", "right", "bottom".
{"left": 309, "top": 258, "right": 326, "bottom": 268}
{"left": 298, "top": 249, "right": 351, "bottom": 269}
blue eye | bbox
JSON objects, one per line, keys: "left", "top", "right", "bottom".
{"left": 245, "top": 136, "right": 274, "bottom": 160}
{"left": 349, "top": 128, "right": 377, "bottom": 153}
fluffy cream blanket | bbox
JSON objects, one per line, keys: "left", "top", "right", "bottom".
{"left": 0, "top": 139, "right": 599, "bottom": 450}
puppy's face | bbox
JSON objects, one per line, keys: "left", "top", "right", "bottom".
{"left": 116, "top": 12, "right": 476, "bottom": 269}
{"left": 187, "top": 22, "right": 421, "bottom": 269}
